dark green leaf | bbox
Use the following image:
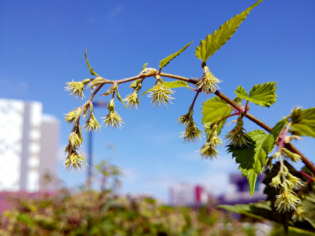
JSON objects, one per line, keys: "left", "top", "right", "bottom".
{"left": 160, "top": 42, "right": 192, "bottom": 69}
{"left": 290, "top": 108, "right": 315, "bottom": 137}
{"left": 195, "top": 0, "right": 262, "bottom": 62}
{"left": 227, "top": 138, "right": 256, "bottom": 170}
{"left": 303, "top": 194, "right": 315, "bottom": 229}
{"left": 202, "top": 96, "right": 232, "bottom": 134}
{"left": 85, "top": 50, "right": 100, "bottom": 77}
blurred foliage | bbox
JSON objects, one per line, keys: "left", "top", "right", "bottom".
{"left": 0, "top": 161, "right": 266, "bottom": 236}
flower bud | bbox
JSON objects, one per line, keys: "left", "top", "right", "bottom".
{"left": 274, "top": 188, "right": 301, "bottom": 213}
{"left": 65, "top": 152, "right": 87, "bottom": 169}
{"left": 197, "top": 66, "right": 221, "bottom": 93}
{"left": 104, "top": 111, "right": 124, "bottom": 128}
{"left": 107, "top": 99, "right": 115, "bottom": 112}
{"left": 65, "top": 81, "right": 85, "bottom": 98}
{"left": 181, "top": 120, "right": 202, "bottom": 142}
{"left": 65, "top": 107, "right": 82, "bottom": 123}
{"left": 84, "top": 113, "right": 100, "bottom": 131}
{"left": 69, "top": 132, "right": 83, "bottom": 147}
{"left": 124, "top": 91, "right": 140, "bottom": 108}
{"left": 149, "top": 83, "right": 174, "bottom": 106}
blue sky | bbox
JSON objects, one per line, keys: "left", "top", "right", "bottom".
{"left": 1, "top": 0, "right": 314, "bottom": 202}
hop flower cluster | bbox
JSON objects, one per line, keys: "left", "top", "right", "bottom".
{"left": 84, "top": 113, "right": 100, "bottom": 131}
{"left": 197, "top": 66, "right": 221, "bottom": 93}
{"left": 125, "top": 79, "right": 142, "bottom": 108}
{"left": 225, "top": 117, "right": 250, "bottom": 148}
{"left": 149, "top": 83, "right": 174, "bottom": 106}
{"left": 65, "top": 79, "right": 90, "bottom": 99}
{"left": 64, "top": 121, "right": 87, "bottom": 169}
{"left": 200, "top": 123, "right": 222, "bottom": 159}
{"left": 270, "top": 165, "right": 304, "bottom": 214}
{"left": 104, "top": 99, "right": 124, "bottom": 128}
{"left": 179, "top": 111, "right": 202, "bottom": 142}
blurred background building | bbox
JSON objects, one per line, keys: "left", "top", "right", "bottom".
{"left": 0, "top": 98, "right": 59, "bottom": 192}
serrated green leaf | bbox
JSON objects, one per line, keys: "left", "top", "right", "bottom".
{"left": 235, "top": 85, "right": 248, "bottom": 100}
{"left": 85, "top": 50, "right": 100, "bottom": 77}
{"left": 160, "top": 42, "right": 192, "bottom": 69}
{"left": 116, "top": 91, "right": 128, "bottom": 109}
{"left": 248, "top": 130, "right": 274, "bottom": 173}
{"left": 195, "top": 0, "right": 262, "bottom": 62}
{"left": 228, "top": 130, "right": 275, "bottom": 195}
{"left": 290, "top": 108, "right": 315, "bottom": 137}
{"left": 240, "top": 168, "right": 258, "bottom": 196}
{"left": 202, "top": 96, "right": 232, "bottom": 134}
{"left": 271, "top": 120, "right": 286, "bottom": 142}
{"left": 227, "top": 138, "right": 256, "bottom": 170}
{"left": 248, "top": 82, "right": 278, "bottom": 107}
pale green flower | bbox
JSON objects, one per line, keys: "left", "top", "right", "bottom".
{"left": 274, "top": 188, "right": 301, "bottom": 213}
{"left": 287, "top": 173, "right": 304, "bottom": 190}
{"left": 225, "top": 117, "right": 250, "bottom": 148}
{"left": 197, "top": 66, "right": 221, "bottom": 93}
{"left": 182, "top": 120, "right": 202, "bottom": 142}
{"left": 65, "top": 81, "right": 85, "bottom": 98}
{"left": 65, "top": 152, "right": 87, "bottom": 169}
{"left": 200, "top": 142, "right": 219, "bottom": 159}
{"left": 292, "top": 205, "right": 305, "bottom": 222}
{"left": 65, "top": 107, "right": 82, "bottom": 123}
{"left": 104, "top": 111, "right": 124, "bottom": 128}
{"left": 149, "top": 83, "right": 174, "bottom": 106}
{"left": 269, "top": 175, "right": 281, "bottom": 189}
{"left": 69, "top": 132, "right": 83, "bottom": 147}
{"left": 178, "top": 111, "right": 193, "bottom": 125}
{"left": 84, "top": 113, "right": 100, "bottom": 131}
{"left": 124, "top": 91, "right": 140, "bottom": 108}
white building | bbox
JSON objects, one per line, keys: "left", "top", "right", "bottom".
{"left": 0, "top": 99, "right": 59, "bottom": 192}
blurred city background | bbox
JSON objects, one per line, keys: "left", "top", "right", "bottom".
{"left": 0, "top": 0, "right": 314, "bottom": 235}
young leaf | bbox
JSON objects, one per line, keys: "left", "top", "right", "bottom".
{"left": 142, "top": 63, "right": 148, "bottom": 70}
{"left": 159, "top": 42, "right": 192, "bottom": 69}
{"left": 195, "top": 0, "right": 262, "bottom": 62}
{"left": 163, "top": 80, "right": 188, "bottom": 89}
{"left": 85, "top": 50, "right": 100, "bottom": 77}
{"left": 247, "top": 82, "right": 277, "bottom": 107}
{"left": 290, "top": 107, "right": 315, "bottom": 137}
{"left": 202, "top": 96, "right": 232, "bottom": 134}
{"left": 235, "top": 85, "right": 248, "bottom": 100}
{"left": 116, "top": 91, "right": 128, "bottom": 109}
{"left": 270, "top": 120, "right": 286, "bottom": 142}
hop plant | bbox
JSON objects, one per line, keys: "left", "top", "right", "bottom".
{"left": 149, "top": 83, "right": 174, "bottom": 106}
{"left": 182, "top": 120, "right": 202, "bottom": 142}
{"left": 274, "top": 188, "right": 301, "bottom": 213}
{"left": 225, "top": 117, "right": 250, "bottom": 148}
{"left": 200, "top": 123, "right": 222, "bottom": 158}
{"left": 84, "top": 113, "right": 100, "bottom": 131}
{"left": 65, "top": 79, "right": 90, "bottom": 98}
{"left": 124, "top": 91, "right": 140, "bottom": 108}
{"left": 197, "top": 66, "right": 221, "bottom": 93}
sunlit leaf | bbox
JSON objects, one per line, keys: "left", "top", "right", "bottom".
{"left": 202, "top": 96, "right": 232, "bottom": 134}
{"left": 290, "top": 107, "right": 315, "bottom": 137}
{"left": 116, "top": 91, "right": 128, "bottom": 109}
{"left": 85, "top": 50, "right": 100, "bottom": 77}
{"left": 195, "top": 0, "right": 262, "bottom": 62}
{"left": 160, "top": 42, "right": 192, "bottom": 69}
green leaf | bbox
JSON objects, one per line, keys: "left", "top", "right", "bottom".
{"left": 163, "top": 80, "right": 188, "bottom": 89}
{"left": 195, "top": 0, "right": 262, "bottom": 62}
{"left": 159, "top": 42, "right": 192, "bottom": 69}
{"left": 290, "top": 108, "right": 315, "bottom": 137}
{"left": 303, "top": 194, "right": 315, "bottom": 229}
{"left": 141, "top": 81, "right": 188, "bottom": 96}
{"left": 116, "top": 91, "right": 128, "bottom": 109}
{"left": 85, "top": 50, "right": 100, "bottom": 77}
{"left": 271, "top": 120, "right": 286, "bottom": 142}
{"left": 202, "top": 96, "right": 232, "bottom": 134}
{"left": 235, "top": 85, "right": 248, "bottom": 100}
{"left": 240, "top": 168, "right": 257, "bottom": 196}
{"left": 248, "top": 130, "right": 274, "bottom": 173}
{"left": 228, "top": 130, "right": 275, "bottom": 195}
{"left": 227, "top": 138, "right": 256, "bottom": 170}
{"left": 247, "top": 82, "right": 278, "bottom": 107}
